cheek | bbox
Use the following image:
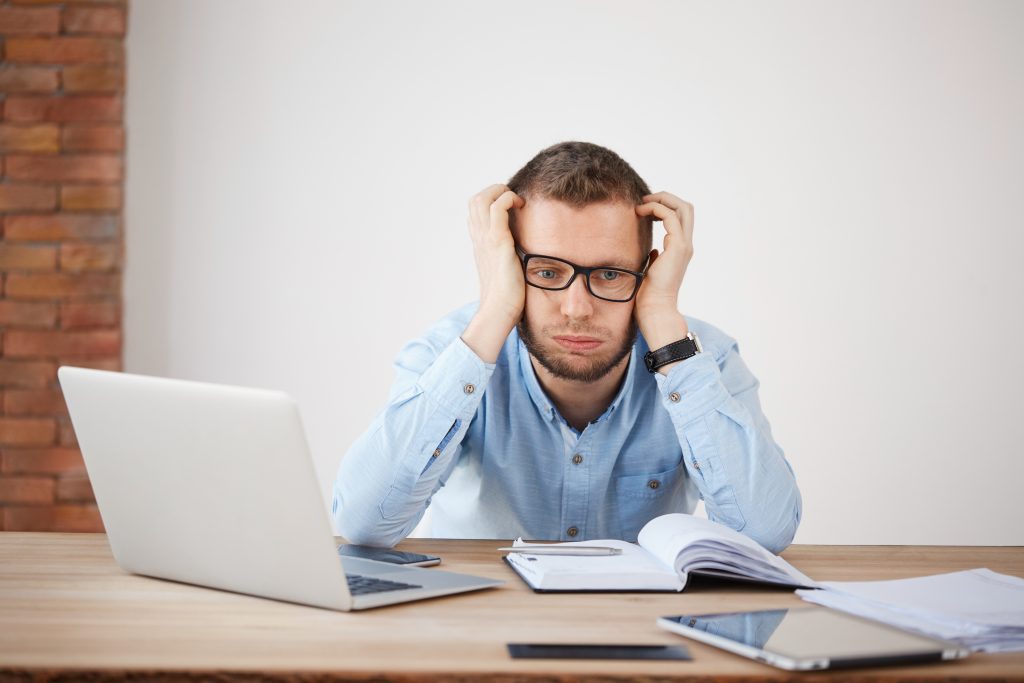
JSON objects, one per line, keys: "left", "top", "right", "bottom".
{"left": 524, "top": 288, "right": 558, "bottom": 316}
{"left": 606, "top": 303, "right": 636, "bottom": 333}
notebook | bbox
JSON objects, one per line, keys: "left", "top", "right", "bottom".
{"left": 504, "top": 513, "right": 815, "bottom": 592}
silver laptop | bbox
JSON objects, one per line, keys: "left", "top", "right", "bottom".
{"left": 57, "top": 366, "right": 502, "bottom": 611}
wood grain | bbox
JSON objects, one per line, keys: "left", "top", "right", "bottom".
{"left": 1, "top": 533, "right": 1022, "bottom": 682}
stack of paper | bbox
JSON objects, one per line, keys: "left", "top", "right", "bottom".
{"left": 797, "top": 568, "right": 1024, "bottom": 652}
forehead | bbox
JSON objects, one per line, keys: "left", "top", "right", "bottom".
{"left": 515, "top": 198, "right": 644, "bottom": 267}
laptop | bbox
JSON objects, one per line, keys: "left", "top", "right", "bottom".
{"left": 57, "top": 366, "right": 503, "bottom": 611}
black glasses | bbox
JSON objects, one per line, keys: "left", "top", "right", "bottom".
{"left": 516, "top": 247, "right": 648, "bottom": 303}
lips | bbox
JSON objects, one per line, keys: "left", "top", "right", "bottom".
{"left": 553, "top": 335, "right": 603, "bottom": 351}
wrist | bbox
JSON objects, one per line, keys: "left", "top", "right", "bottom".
{"left": 462, "top": 309, "right": 518, "bottom": 363}
{"left": 636, "top": 309, "right": 689, "bottom": 351}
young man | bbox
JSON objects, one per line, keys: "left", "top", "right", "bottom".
{"left": 333, "top": 142, "right": 801, "bottom": 552}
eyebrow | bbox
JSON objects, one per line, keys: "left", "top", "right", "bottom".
{"left": 529, "top": 251, "right": 640, "bottom": 271}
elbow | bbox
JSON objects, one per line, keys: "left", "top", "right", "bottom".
{"left": 750, "top": 487, "right": 802, "bottom": 554}
{"left": 332, "top": 489, "right": 419, "bottom": 548}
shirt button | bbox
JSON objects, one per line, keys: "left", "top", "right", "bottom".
{"left": 463, "top": 383, "right": 475, "bottom": 394}
{"left": 432, "top": 448, "right": 441, "bottom": 458}
{"left": 572, "top": 454, "right": 583, "bottom": 465}
{"left": 567, "top": 526, "right": 579, "bottom": 538}
{"left": 669, "top": 391, "right": 681, "bottom": 403}
{"left": 648, "top": 479, "right": 660, "bottom": 489}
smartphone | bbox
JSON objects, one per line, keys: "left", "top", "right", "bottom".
{"left": 336, "top": 544, "right": 441, "bottom": 567}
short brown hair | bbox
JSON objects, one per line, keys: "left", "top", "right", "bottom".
{"left": 508, "top": 141, "right": 653, "bottom": 256}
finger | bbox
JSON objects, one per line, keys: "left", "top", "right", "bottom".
{"left": 642, "top": 191, "right": 685, "bottom": 209}
{"left": 635, "top": 201, "right": 676, "bottom": 223}
{"left": 637, "top": 201, "right": 686, "bottom": 246}
{"left": 641, "top": 195, "right": 694, "bottom": 243}
{"left": 469, "top": 184, "right": 510, "bottom": 234}
{"left": 489, "top": 190, "right": 522, "bottom": 229}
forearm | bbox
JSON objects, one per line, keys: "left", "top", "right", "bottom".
{"left": 332, "top": 337, "right": 493, "bottom": 546}
{"left": 656, "top": 352, "right": 801, "bottom": 553}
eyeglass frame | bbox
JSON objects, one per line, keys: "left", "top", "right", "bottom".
{"left": 515, "top": 246, "right": 650, "bottom": 303}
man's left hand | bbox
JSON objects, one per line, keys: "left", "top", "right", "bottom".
{"left": 634, "top": 192, "right": 694, "bottom": 354}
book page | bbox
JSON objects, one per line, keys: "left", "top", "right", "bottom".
{"left": 637, "top": 513, "right": 815, "bottom": 586}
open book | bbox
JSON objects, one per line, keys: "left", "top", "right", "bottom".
{"left": 504, "top": 513, "right": 817, "bottom": 592}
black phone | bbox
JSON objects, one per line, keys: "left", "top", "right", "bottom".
{"left": 336, "top": 544, "right": 441, "bottom": 567}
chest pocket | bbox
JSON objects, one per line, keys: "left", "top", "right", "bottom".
{"left": 614, "top": 460, "right": 687, "bottom": 542}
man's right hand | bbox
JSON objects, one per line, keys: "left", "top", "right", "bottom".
{"left": 461, "top": 184, "right": 525, "bottom": 363}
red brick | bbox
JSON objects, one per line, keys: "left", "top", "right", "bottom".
{"left": 62, "top": 6, "right": 124, "bottom": 36}
{"left": 0, "top": 476, "right": 55, "bottom": 504}
{"left": 4, "top": 329, "right": 121, "bottom": 357}
{"left": 12, "top": 0, "right": 125, "bottom": 4}
{"left": 0, "top": 360, "right": 56, "bottom": 388}
{"left": 57, "top": 417, "right": 77, "bottom": 447}
{"left": 0, "top": 243, "right": 57, "bottom": 270}
{"left": 59, "top": 242, "right": 118, "bottom": 272}
{"left": 2, "top": 448, "right": 83, "bottom": 475}
{"left": 60, "top": 184, "right": 121, "bottom": 211}
{"left": 0, "top": 300, "right": 57, "bottom": 327}
{"left": 0, "top": 124, "right": 60, "bottom": 152}
{"left": 5, "top": 214, "right": 119, "bottom": 240}
{"left": 3, "top": 504, "right": 103, "bottom": 532}
{"left": 55, "top": 473, "right": 93, "bottom": 502}
{"left": 5, "top": 155, "right": 122, "bottom": 182}
{"left": 4, "top": 272, "right": 120, "bottom": 298}
{"left": 61, "top": 125, "right": 123, "bottom": 152}
{"left": 3, "top": 389, "right": 69, "bottom": 416}
{"left": 60, "top": 300, "right": 119, "bottom": 328}
{"left": 61, "top": 65, "right": 123, "bottom": 92}
{"left": 0, "top": 184, "right": 57, "bottom": 211}
{"left": 0, "top": 6, "right": 60, "bottom": 34}
{"left": 0, "top": 66, "right": 59, "bottom": 93}
{"left": 4, "top": 95, "right": 122, "bottom": 123}
{"left": 4, "top": 37, "right": 123, "bottom": 65}
{"left": 0, "top": 417, "right": 56, "bottom": 447}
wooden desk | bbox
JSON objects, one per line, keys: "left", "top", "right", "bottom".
{"left": 1, "top": 533, "right": 1022, "bottom": 681}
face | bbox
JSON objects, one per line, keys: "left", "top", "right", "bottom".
{"left": 514, "top": 198, "right": 646, "bottom": 383}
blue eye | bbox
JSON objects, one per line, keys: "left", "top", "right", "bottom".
{"left": 598, "top": 270, "right": 620, "bottom": 281}
{"left": 537, "top": 269, "right": 557, "bottom": 280}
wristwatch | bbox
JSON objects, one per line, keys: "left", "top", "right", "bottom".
{"left": 643, "top": 333, "right": 702, "bottom": 373}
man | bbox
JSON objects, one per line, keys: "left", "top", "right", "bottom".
{"left": 333, "top": 141, "right": 801, "bottom": 552}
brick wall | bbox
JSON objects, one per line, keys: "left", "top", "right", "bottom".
{"left": 0, "top": 0, "right": 125, "bottom": 531}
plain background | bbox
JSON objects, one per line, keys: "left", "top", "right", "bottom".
{"left": 125, "top": 0, "right": 1023, "bottom": 544}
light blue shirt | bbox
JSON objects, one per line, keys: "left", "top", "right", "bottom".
{"left": 333, "top": 302, "right": 801, "bottom": 553}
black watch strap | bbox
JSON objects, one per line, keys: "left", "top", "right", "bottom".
{"left": 643, "top": 333, "right": 702, "bottom": 373}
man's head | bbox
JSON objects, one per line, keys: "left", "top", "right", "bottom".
{"left": 508, "top": 142, "right": 653, "bottom": 383}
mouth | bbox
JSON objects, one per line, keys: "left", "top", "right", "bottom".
{"left": 553, "top": 335, "right": 603, "bottom": 352}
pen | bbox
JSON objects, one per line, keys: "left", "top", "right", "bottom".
{"left": 497, "top": 546, "right": 623, "bottom": 556}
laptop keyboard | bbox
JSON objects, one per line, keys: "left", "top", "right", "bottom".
{"left": 345, "top": 573, "right": 422, "bottom": 596}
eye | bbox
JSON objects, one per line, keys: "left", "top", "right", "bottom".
{"left": 536, "top": 269, "right": 558, "bottom": 280}
{"left": 597, "top": 270, "right": 620, "bottom": 281}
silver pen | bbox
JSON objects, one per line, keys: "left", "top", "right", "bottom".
{"left": 497, "top": 545, "right": 623, "bottom": 556}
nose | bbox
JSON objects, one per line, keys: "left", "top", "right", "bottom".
{"left": 560, "top": 274, "right": 594, "bottom": 320}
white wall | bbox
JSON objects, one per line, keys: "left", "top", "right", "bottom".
{"left": 125, "top": 0, "right": 1024, "bottom": 545}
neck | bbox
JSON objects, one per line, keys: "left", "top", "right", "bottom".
{"left": 529, "top": 353, "right": 631, "bottom": 432}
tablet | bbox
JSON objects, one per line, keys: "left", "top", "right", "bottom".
{"left": 657, "top": 607, "right": 969, "bottom": 671}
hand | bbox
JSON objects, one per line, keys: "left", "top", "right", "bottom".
{"left": 634, "top": 192, "right": 694, "bottom": 351}
{"left": 461, "top": 184, "right": 526, "bottom": 363}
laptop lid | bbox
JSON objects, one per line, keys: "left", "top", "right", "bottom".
{"left": 58, "top": 366, "right": 354, "bottom": 611}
